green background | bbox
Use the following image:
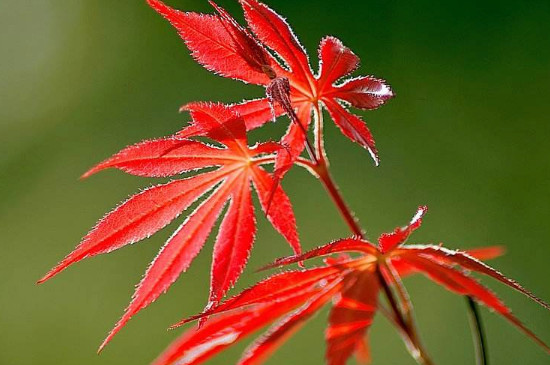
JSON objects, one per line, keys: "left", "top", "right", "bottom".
{"left": 1, "top": 0, "right": 549, "bottom": 364}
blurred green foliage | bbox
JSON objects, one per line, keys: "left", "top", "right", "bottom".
{"left": 1, "top": 0, "right": 549, "bottom": 364}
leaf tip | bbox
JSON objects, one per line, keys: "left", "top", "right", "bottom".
{"left": 179, "top": 104, "right": 195, "bottom": 115}
{"left": 80, "top": 169, "right": 94, "bottom": 180}
{"left": 81, "top": 161, "right": 108, "bottom": 179}
{"left": 371, "top": 152, "right": 380, "bottom": 167}
{"left": 97, "top": 328, "right": 117, "bottom": 354}
{"left": 98, "top": 313, "right": 133, "bottom": 354}
{"left": 97, "top": 336, "right": 110, "bottom": 354}
{"left": 36, "top": 267, "right": 59, "bottom": 285}
{"left": 168, "top": 319, "right": 186, "bottom": 330}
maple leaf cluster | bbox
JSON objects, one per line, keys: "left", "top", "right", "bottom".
{"left": 38, "top": 0, "right": 550, "bottom": 364}
{"left": 39, "top": 102, "right": 301, "bottom": 350}
{"left": 148, "top": 0, "right": 393, "bottom": 171}
{"left": 158, "top": 207, "right": 550, "bottom": 365}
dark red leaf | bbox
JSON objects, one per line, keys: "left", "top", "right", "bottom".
{"left": 274, "top": 102, "right": 312, "bottom": 177}
{"left": 179, "top": 102, "right": 248, "bottom": 152}
{"left": 354, "top": 337, "right": 371, "bottom": 365}
{"left": 463, "top": 246, "right": 506, "bottom": 260}
{"left": 391, "top": 245, "right": 505, "bottom": 277}
{"left": 207, "top": 0, "right": 279, "bottom": 79}
{"left": 150, "top": 0, "right": 393, "bottom": 164}
{"left": 156, "top": 203, "right": 549, "bottom": 364}
{"left": 249, "top": 141, "right": 282, "bottom": 156}
{"left": 41, "top": 102, "right": 301, "bottom": 350}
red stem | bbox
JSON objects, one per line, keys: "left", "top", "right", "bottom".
{"left": 310, "top": 104, "right": 364, "bottom": 238}
{"left": 316, "top": 163, "right": 363, "bottom": 238}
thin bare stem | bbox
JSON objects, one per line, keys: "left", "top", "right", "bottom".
{"left": 310, "top": 105, "right": 363, "bottom": 238}
{"left": 466, "top": 296, "right": 488, "bottom": 365}
{"left": 317, "top": 167, "right": 364, "bottom": 237}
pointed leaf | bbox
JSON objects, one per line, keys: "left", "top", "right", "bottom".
{"left": 154, "top": 289, "right": 324, "bottom": 365}
{"left": 174, "top": 265, "right": 344, "bottom": 328}
{"left": 378, "top": 206, "right": 427, "bottom": 253}
{"left": 330, "top": 76, "right": 394, "bottom": 110}
{"left": 82, "top": 138, "right": 240, "bottom": 178}
{"left": 404, "top": 255, "right": 550, "bottom": 352}
{"left": 230, "top": 98, "right": 285, "bottom": 130}
{"left": 179, "top": 102, "right": 248, "bottom": 153}
{"left": 251, "top": 166, "right": 300, "bottom": 254}
{"left": 322, "top": 99, "right": 379, "bottom": 165}
{"left": 209, "top": 174, "right": 256, "bottom": 308}
{"left": 239, "top": 0, "right": 314, "bottom": 88}
{"left": 391, "top": 245, "right": 505, "bottom": 278}
{"left": 318, "top": 36, "right": 360, "bottom": 89}
{"left": 38, "top": 169, "right": 229, "bottom": 283}
{"left": 354, "top": 337, "right": 371, "bottom": 365}
{"left": 249, "top": 142, "right": 283, "bottom": 157}
{"left": 208, "top": 1, "right": 280, "bottom": 78}
{"left": 98, "top": 177, "right": 239, "bottom": 351}
{"left": 464, "top": 246, "right": 506, "bottom": 260}
{"left": 401, "top": 245, "right": 550, "bottom": 311}
{"left": 274, "top": 101, "right": 312, "bottom": 178}
{"left": 238, "top": 278, "right": 342, "bottom": 365}
{"left": 147, "top": 0, "right": 274, "bottom": 85}
{"left": 262, "top": 238, "right": 377, "bottom": 271}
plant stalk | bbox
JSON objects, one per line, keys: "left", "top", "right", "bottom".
{"left": 311, "top": 104, "right": 364, "bottom": 238}
{"left": 317, "top": 165, "right": 364, "bottom": 238}
{"left": 466, "top": 296, "right": 488, "bottom": 365}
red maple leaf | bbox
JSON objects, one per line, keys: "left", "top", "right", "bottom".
{"left": 155, "top": 207, "right": 550, "bottom": 365}
{"left": 147, "top": 0, "right": 394, "bottom": 173}
{"left": 38, "top": 103, "right": 301, "bottom": 351}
